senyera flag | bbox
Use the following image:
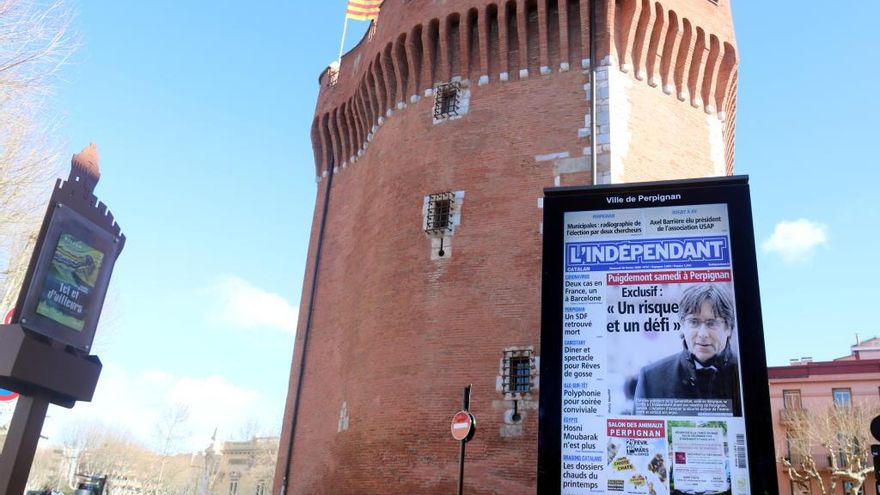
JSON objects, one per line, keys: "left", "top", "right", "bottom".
{"left": 346, "top": 0, "right": 382, "bottom": 21}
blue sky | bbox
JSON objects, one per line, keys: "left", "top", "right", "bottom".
{"left": 19, "top": 2, "right": 880, "bottom": 450}
{"left": 733, "top": 2, "right": 880, "bottom": 366}
{"left": 36, "top": 3, "right": 367, "bottom": 450}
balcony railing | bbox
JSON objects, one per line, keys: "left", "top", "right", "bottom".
{"left": 779, "top": 407, "right": 807, "bottom": 424}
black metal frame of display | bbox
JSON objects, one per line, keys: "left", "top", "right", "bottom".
{"left": 538, "top": 175, "right": 777, "bottom": 495}
{"left": 16, "top": 203, "right": 120, "bottom": 352}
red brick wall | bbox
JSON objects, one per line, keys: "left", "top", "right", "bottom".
{"left": 276, "top": 1, "right": 738, "bottom": 493}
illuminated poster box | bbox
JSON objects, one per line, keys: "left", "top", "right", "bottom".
{"left": 16, "top": 184, "right": 122, "bottom": 352}
{"left": 538, "top": 176, "right": 776, "bottom": 495}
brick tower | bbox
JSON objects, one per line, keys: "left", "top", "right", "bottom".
{"left": 275, "top": 0, "right": 738, "bottom": 493}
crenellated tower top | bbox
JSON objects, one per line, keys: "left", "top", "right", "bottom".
{"left": 310, "top": 0, "right": 738, "bottom": 178}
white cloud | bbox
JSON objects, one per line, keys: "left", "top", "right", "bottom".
{"left": 40, "top": 363, "right": 279, "bottom": 452}
{"left": 204, "top": 275, "right": 298, "bottom": 334}
{"left": 762, "top": 219, "right": 829, "bottom": 263}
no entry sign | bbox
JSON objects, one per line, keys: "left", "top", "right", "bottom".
{"left": 1, "top": 309, "right": 19, "bottom": 401}
{"left": 451, "top": 410, "right": 475, "bottom": 442}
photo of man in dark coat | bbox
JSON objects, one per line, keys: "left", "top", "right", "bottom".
{"left": 634, "top": 284, "right": 741, "bottom": 416}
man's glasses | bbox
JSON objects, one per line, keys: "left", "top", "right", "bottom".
{"left": 682, "top": 316, "right": 726, "bottom": 331}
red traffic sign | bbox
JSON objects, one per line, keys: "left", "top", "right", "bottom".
{"left": 1, "top": 309, "right": 19, "bottom": 400}
{"left": 451, "top": 410, "right": 475, "bottom": 442}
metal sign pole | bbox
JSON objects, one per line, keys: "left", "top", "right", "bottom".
{"left": 871, "top": 445, "right": 880, "bottom": 495}
{"left": 0, "top": 394, "right": 50, "bottom": 494}
{"left": 870, "top": 416, "right": 880, "bottom": 495}
{"left": 457, "top": 434, "right": 465, "bottom": 495}
{"left": 457, "top": 385, "right": 471, "bottom": 495}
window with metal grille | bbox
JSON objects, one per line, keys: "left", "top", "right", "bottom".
{"left": 503, "top": 350, "right": 533, "bottom": 395}
{"left": 433, "top": 82, "right": 461, "bottom": 119}
{"left": 425, "top": 192, "right": 455, "bottom": 234}
{"left": 327, "top": 67, "right": 339, "bottom": 86}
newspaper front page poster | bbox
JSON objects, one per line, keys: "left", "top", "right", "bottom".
{"left": 558, "top": 201, "right": 750, "bottom": 495}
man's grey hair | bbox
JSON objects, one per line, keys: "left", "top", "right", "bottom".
{"left": 678, "top": 284, "right": 735, "bottom": 329}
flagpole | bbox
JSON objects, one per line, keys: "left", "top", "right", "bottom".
{"left": 337, "top": 15, "right": 349, "bottom": 67}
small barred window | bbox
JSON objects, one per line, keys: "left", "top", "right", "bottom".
{"left": 503, "top": 350, "right": 534, "bottom": 395}
{"left": 325, "top": 62, "right": 340, "bottom": 87}
{"left": 433, "top": 82, "right": 461, "bottom": 119}
{"left": 425, "top": 192, "right": 455, "bottom": 234}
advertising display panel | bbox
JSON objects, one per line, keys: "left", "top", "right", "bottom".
{"left": 36, "top": 232, "right": 107, "bottom": 331}
{"left": 17, "top": 202, "right": 121, "bottom": 352}
{"left": 539, "top": 177, "right": 776, "bottom": 495}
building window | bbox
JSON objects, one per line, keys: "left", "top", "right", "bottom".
{"left": 324, "top": 62, "right": 340, "bottom": 87}
{"left": 832, "top": 388, "right": 852, "bottom": 407}
{"left": 842, "top": 481, "right": 864, "bottom": 495}
{"left": 433, "top": 82, "right": 461, "bottom": 119}
{"left": 785, "top": 434, "right": 808, "bottom": 466}
{"left": 425, "top": 192, "right": 455, "bottom": 234}
{"left": 783, "top": 390, "right": 802, "bottom": 409}
{"left": 423, "top": 191, "right": 464, "bottom": 259}
{"left": 827, "top": 432, "right": 851, "bottom": 468}
{"left": 791, "top": 480, "right": 812, "bottom": 495}
{"left": 503, "top": 349, "right": 534, "bottom": 395}
{"left": 228, "top": 479, "right": 238, "bottom": 495}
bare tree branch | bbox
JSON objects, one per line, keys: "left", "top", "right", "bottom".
{"left": 0, "top": 0, "right": 77, "bottom": 312}
{"left": 777, "top": 402, "right": 879, "bottom": 495}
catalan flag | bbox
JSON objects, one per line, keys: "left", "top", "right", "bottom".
{"left": 346, "top": 0, "right": 382, "bottom": 22}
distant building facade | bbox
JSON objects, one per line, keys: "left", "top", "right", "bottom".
{"left": 18, "top": 433, "right": 278, "bottom": 495}
{"left": 769, "top": 338, "right": 880, "bottom": 495}
{"left": 221, "top": 436, "right": 278, "bottom": 495}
